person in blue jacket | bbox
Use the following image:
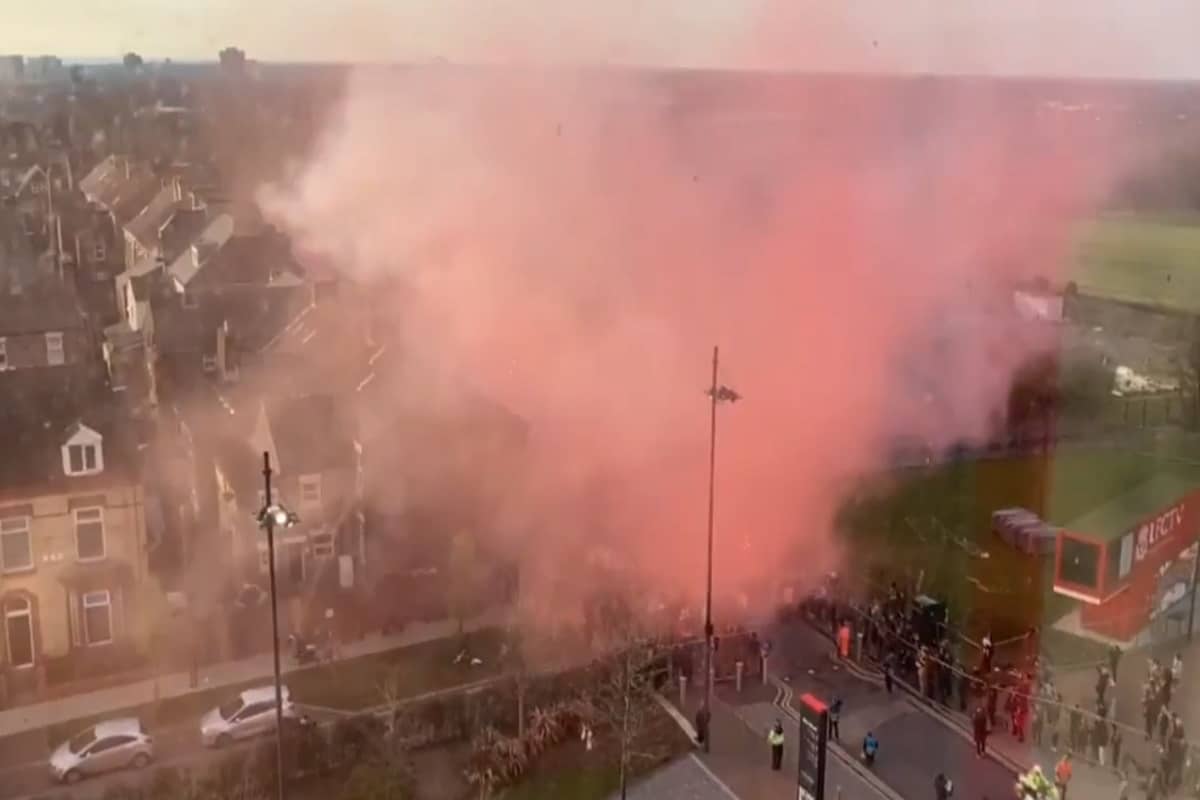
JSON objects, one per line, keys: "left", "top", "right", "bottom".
{"left": 862, "top": 731, "right": 879, "bottom": 765}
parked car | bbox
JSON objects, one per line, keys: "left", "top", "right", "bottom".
{"left": 200, "top": 685, "right": 296, "bottom": 748}
{"left": 49, "top": 717, "right": 154, "bottom": 784}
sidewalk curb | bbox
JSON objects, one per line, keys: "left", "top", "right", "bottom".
{"left": 653, "top": 691, "right": 698, "bottom": 741}
{"left": 769, "top": 677, "right": 905, "bottom": 800}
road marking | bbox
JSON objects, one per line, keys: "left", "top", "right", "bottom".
{"left": 688, "top": 753, "right": 741, "bottom": 799}
{"left": 769, "top": 677, "right": 905, "bottom": 800}
{"left": 653, "top": 692, "right": 698, "bottom": 741}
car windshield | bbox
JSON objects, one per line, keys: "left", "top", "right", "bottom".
{"left": 68, "top": 728, "right": 97, "bottom": 754}
{"left": 218, "top": 698, "right": 244, "bottom": 721}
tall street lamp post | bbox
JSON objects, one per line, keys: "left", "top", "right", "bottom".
{"left": 257, "top": 452, "right": 298, "bottom": 800}
{"left": 703, "top": 346, "right": 740, "bottom": 752}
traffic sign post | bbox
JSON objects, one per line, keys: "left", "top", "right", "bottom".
{"left": 797, "top": 693, "right": 828, "bottom": 800}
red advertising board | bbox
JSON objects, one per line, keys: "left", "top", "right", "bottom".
{"left": 1074, "top": 488, "right": 1200, "bottom": 640}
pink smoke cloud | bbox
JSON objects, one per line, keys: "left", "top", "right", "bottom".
{"left": 258, "top": 66, "right": 1135, "bottom": 627}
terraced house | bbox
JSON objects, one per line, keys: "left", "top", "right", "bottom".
{"left": 0, "top": 379, "right": 163, "bottom": 705}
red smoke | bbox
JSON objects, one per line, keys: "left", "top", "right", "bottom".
{"left": 259, "top": 67, "right": 1135, "bottom": 628}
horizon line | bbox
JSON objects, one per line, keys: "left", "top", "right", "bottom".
{"left": 24, "top": 57, "right": 1200, "bottom": 86}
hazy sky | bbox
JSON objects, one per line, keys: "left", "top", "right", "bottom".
{"left": 8, "top": 0, "right": 1200, "bottom": 79}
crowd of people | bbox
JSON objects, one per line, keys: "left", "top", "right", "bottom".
{"left": 805, "top": 577, "right": 1200, "bottom": 798}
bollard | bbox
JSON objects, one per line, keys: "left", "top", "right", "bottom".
{"left": 761, "top": 654, "right": 769, "bottom": 686}
{"left": 837, "top": 787, "right": 843, "bottom": 800}
{"left": 855, "top": 631, "right": 864, "bottom": 663}
{"left": 679, "top": 674, "right": 688, "bottom": 709}
{"left": 736, "top": 661, "right": 744, "bottom": 693}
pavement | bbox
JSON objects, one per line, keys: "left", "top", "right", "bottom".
{"left": 1054, "top": 638, "right": 1199, "bottom": 751}
{"left": 612, "top": 754, "right": 740, "bottom": 800}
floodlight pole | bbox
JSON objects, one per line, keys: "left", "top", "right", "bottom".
{"left": 262, "top": 451, "right": 286, "bottom": 800}
{"left": 703, "top": 346, "right": 719, "bottom": 751}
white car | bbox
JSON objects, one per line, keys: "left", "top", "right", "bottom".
{"left": 200, "top": 685, "right": 296, "bottom": 748}
{"left": 50, "top": 718, "right": 154, "bottom": 784}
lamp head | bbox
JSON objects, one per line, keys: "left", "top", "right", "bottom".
{"left": 257, "top": 504, "right": 299, "bottom": 529}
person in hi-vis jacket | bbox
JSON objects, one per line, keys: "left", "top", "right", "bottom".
{"left": 768, "top": 720, "right": 785, "bottom": 770}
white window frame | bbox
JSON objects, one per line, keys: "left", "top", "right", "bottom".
{"left": 4, "top": 597, "right": 35, "bottom": 668}
{"left": 65, "top": 443, "right": 101, "bottom": 476}
{"left": 201, "top": 354, "right": 217, "bottom": 372}
{"left": 310, "top": 532, "right": 334, "bottom": 559}
{"left": 0, "top": 516, "right": 34, "bottom": 574}
{"left": 45, "top": 332, "right": 65, "bottom": 366}
{"left": 299, "top": 475, "right": 322, "bottom": 506}
{"left": 0, "top": 337, "right": 7, "bottom": 370}
{"left": 82, "top": 590, "right": 113, "bottom": 646}
{"left": 74, "top": 507, "right": 106, "bottom": 562}
{"left": 93, "top": 239, "right": 106, "bottom": 263}
{"left": 181, "top": 290, "right": 198, "bottom": 310}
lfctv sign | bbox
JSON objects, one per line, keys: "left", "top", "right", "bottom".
{"left": 1133, "top": 504, "right": 1187, "bottom": 563}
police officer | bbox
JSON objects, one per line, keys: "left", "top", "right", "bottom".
{"left": 768, "top": 720, "right": 785, "bottom": 771}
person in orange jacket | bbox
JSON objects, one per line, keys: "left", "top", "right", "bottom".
{"left": 1054, "top": 752, "right": 1073, "bottom": 800}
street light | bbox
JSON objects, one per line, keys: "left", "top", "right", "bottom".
{"left": 257, "top": 452, "right": 298, "bottom": 800}
{"left": 702, "top": 346, "right": 740, "bottom": 752}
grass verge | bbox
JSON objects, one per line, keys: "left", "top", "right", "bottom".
{"left": 500, "top": 703, "right": 693, "bottom": 800}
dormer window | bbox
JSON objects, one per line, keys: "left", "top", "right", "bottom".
{"left": 68, "top": 444, "right": 98, "bottom": 474}
{"left": 62, "top": 424, "right": 104, "bottom": 477}
{"left": 181, "top": 290, "right": 198, "bottom": 310}
{"left": 93, "top": 240, "right": 106, "bottom": 263}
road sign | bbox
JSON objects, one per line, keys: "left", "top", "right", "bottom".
{"left": 797, "top": 693, "right": 828, "bottom": 800}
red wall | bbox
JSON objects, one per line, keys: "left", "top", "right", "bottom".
{"left": 1079, "top": 488, "right": 1200, "bottom": 641}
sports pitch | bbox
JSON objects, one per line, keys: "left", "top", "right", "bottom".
{"left": 1073, "top": 215, "right": 1200, "bottom": 314}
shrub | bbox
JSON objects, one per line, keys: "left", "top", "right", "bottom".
{"left": 331, "top": 713, "right": 388, "bottom": 768}
{"left": 100, "top": 785, "right": 145, "bottom": 800}
{"left": 146, "top": 766, "right": 190, "bottom": 800}
{"left": 338, "top": 761, "right": 414, "bottom": 800}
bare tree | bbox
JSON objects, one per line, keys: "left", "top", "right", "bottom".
{"left": 589, "top": 635, "right": 666, "bottom": 800}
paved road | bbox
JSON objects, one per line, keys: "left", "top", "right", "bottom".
{"left": 1, "top": 704, "right": 343, "bottom": 800}
{"left": 770, "top": 620, "right": 1018, "bottom": 800}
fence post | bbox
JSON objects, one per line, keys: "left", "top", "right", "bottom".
{"left": 855, "top": 631, "right": 864, "bottom": 663}
{"left": 679, "top": 674, "right": 688, "bottom": 709}
{"left": 736, "top": 661, "right": 744, "bottom": 693}
{"left": 761, "top": 653, "right": 768, "bottom": 686}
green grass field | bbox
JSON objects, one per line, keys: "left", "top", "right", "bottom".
{"left": 838, "top": 437, "right": 1200, "bottom": 652}
{"left": 1073, "top": 216, "right": 1200, "bottom": 313}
